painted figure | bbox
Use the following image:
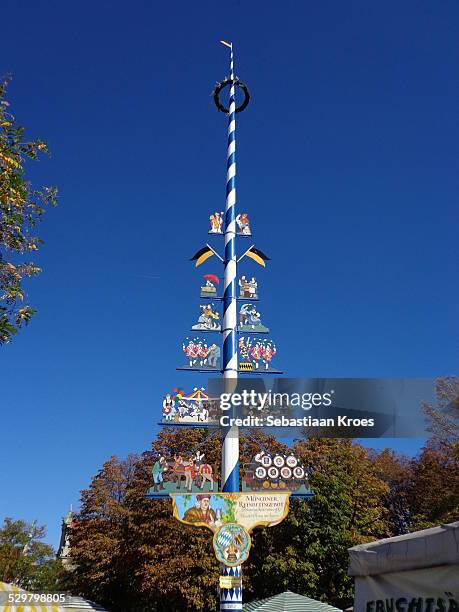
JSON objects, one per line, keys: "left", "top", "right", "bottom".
{"left": 207, "top": 343, "right": 221, "bottom": 368}
{"left": 209, "top": 211, "right": 223, "bottom": 233}
{"left": 236, "top": 213, "right": 251, "bottom": 235}
{"left": 152, "top": 456, "right": 167, "bottom": 492}
{"left": 183, "top": 338, "right": 220, "bottom": 369}
{"left": 238, "top": 303, "right": 268, "bottom": 332}
{"left": 183, "top": 493, "right": 217, "bottom": 525}
{"left": 199, "top": 462, "right": 214, "bottom": 491}
{"left": 239, "top": 337, "right": 277, "bottom": 370}
{"left": 183, "top": 339, "right": 200, "bottom": 367}
{"left": 239, "top": 275, "right": 258, "bottom": 299}
{"left": 192, "top": 304, "right": 221, "bottom": 331}
{"left": 184, "top": 457, "right": 197, "bottom": 492}
{"left": 200, "top": 273, "right": 219, "bottom": 298}
{"left": 162, "top": 393, "right": 175, "bottom": 420}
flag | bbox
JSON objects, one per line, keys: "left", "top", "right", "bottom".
{"left": 190, "top": 246, "right": 215, "bottom": 267}
{"left": 245, "top": 247, "right": 270, "bottom": 267}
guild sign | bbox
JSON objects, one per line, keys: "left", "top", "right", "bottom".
{"left": 192, "top": 304, "right": 221, "bottom": 331}
{"left": 236, "top": 213, "right": 251, "bottom": 236}
{"left": 238, "top": 303, "right": 269, "bottom": 333}
{"left": 171, "top": 491, "right": 289, "bottom": 531}
{"left": 238, "top": 337, "right": 280, "bottom": 373}
{"left": 209, "top": 211, "right": 223, "bottom": 234}
{"left": 161, "top": 387, "right": 218, "bottom": 425}
{"left": 147, "top": 451, "right": 218, "bottom": 496}
{"left": 180, "top": 337, "right": 221, "bottom": 371}
{"left": 242, "top": 451, "right": 313, "bottom": 497}
{"left": 239, "top": 276, "right": 258, "bottom": 299}
{"left": 200, "top": 274, "right": 219, "bottom": 298}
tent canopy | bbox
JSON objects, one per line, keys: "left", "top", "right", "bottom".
{"left": 0, "top": 582, "right": 108, "bottom": 612}
{"left": 348, "top": 520, "right": 459, "bottom": 577}
{"left": 243, "top": 591, "right": 341, "bottom": 611}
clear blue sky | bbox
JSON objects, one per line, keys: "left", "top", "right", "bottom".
{"left": 1, "top": 1, "right": 457, "bottom": 549}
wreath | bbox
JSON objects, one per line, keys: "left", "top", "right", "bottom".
{"left": 212, "top": 78, "right": 251, "bottom": 114}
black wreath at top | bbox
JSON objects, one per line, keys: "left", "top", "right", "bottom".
{"left": 213, "top": 78, "right": 251, "bottom": 114}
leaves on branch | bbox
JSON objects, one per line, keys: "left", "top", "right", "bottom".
{"left": 0, "top": 76, "right": 57, "bottom": 344}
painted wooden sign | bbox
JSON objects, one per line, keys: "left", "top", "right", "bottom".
{"left": 236, "top": 213, "right": 251, "bottom": 236}
{"left": 239, "top": 276, "right": 258, "bottom": 299}
{"left": 200, "top": 274, "right": 219, "bottom": 298}
{"left": 209, "top": 211, "right": 224, "bottom": 234}
{"left": 238, "top": 303, "right": 269, "bottom": 333}
{"left": 147, "top": 451, "right": 218, "bottom": 496}
{"left": 170, "top": 492, "right": 290, "bottom": 566}
{"left": 242, "top": 452, "right": 313, "bottom": 497}
{"left": 160, "top": 387, "right": 219, "bottom": 426}
{"left": 192, "top": 304, "right": 221, "bottom": 331}
{"left": 179, "top": 337, "right": 221, "bottom": 371}
{"left": 238, "top": 337, "right": 280, "bottom": 372}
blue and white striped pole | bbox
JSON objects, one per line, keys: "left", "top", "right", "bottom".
{"left": 220, "top": 39, "right": 242, "bottom": 612}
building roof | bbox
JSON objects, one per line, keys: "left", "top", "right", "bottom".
{"left": 348, "top": 521, "right": 459, "bottom": 577}
{"left": 243, "top": 591, "right": 342, "bottom": 611}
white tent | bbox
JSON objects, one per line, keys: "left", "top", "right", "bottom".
{"left": 348, "top": 522, "right": 459, "bottom": 611}
{"left": 243, "top": 591, "right": 341, "bottom": 611}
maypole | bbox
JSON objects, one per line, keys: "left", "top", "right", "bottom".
{"left": 220, "top": 39, "right": 242, "bottom": 612}
{"left": 147, "top": 39, "right": 313, "bottom": 612}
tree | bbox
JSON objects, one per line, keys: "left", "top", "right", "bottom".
{"left": 0, "top": 517, "right": 62, "bottom": 590}
{"left": 0, "top": 77, "right": 57, "bottom": 344}
{"left": 67, "top": 433, "right": 223, "bottom": 612}
{"left": 245, "top": 439, "right": 391, "bottom": 610}
{"left": 406, "top": 438, "right": 459, "bottom": 530}
{"left": 423, "top": 377, "right": 459, "bottom": 445}
{"left": 371, "top": 448, "right": 412, "bottom": 535}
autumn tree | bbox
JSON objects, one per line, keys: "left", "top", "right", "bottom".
{"left": 406, "top": 439, "right": 459, "bottom": 530}
{"left": 0, "top": 517, "right": 62, "bottom": 590}
{"left": 423, "top": 377, "right": 459, "bottom": 445}
{"left": 371, "top": 448, "right": 412, "bottom": 535}
{"left": 244, "top": 439, "right": 391, "bottom": 610}
{"left": 67, "top": 432, "right": 224, "bottom": 612}
{"left": 0, "top": 77, "right": 57, "bottom": 344}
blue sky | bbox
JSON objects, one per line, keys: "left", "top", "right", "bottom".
{"left": 1, "top": 1, "right": 457, "bottom": 549}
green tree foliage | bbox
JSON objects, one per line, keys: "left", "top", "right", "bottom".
{"left": 0, "top": 77, "right": 57, "bottom": 344}
{"left": 0, "top": 517, "right": 62, "bottom": 590}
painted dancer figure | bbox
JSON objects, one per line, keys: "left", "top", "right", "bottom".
{"left": 199, "top": 462, "right": 214, "bottom": 491}
{"left": 183, "top": 339, "right": 199, "bottom": 367}
{"left": 184, "top": 457, "right": 197, "bottom": 492}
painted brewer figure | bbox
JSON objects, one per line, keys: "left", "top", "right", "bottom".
{"left": 183, "top": 493, "right": 218, "bottom": 526}
{"left": 152, "top": 456, "right": 167, "bottom": 492}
